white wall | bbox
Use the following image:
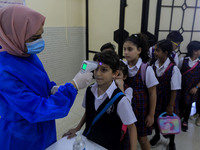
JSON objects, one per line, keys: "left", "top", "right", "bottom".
{"left": 26, "top": 0, "right": 67, "bottom": 27}
{"left": 25, "top": 0, "right": 200, "bottom": 83}
{"left": 88, "top": 0, "right": 142, "bottom": 59}
{"left": 25, "top": 0, "right": 143, "bottom": 83}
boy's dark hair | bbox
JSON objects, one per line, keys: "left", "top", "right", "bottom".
{"left": 119, "top": 61, "right": 128, "bottom": 77}
{"left": 186, "top": 41, "right": 200, "bottom": 57}
{"left": 100, "top": 42, "right": 116, "bottom": 52}
{"left": 124, "top": 33, "right": 150, "bottom": 63}
{"left": 150, "top": 39, "right": 174, "bottom": 65}
{"left": 167, "top": 31, "right": 184, "bottom": 43}
{"left": 93, "top": 51, "right": 119, "bottom": 72}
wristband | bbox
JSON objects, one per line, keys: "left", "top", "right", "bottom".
{"left": 196, "top": 85, "right": 199, "bottom": 89}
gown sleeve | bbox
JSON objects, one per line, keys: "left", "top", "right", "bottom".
{"left": 0, "top": 71, "right": 78, "bottom": 123}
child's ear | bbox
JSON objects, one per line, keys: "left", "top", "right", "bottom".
{"left": 138, "top": 47, "right": 142, "bottom": 54}
{"left": 113, "top": 70, "right": 119, "bottom": 79}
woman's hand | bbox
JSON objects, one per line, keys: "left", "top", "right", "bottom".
{"left": 50, "top": 85, "right": 59, "bottom": 95}
{"left": 72, "top": 71, "right": 93, "bottom": 90}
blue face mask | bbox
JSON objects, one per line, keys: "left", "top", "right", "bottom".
{"left": 26, "top": 38, "right": 45, "bottom": 54}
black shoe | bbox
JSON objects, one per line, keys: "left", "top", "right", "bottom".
{"left": 163, "top": 134, "right": 169, "bottom": 138}
{"left": 181, "top": 121, "right": 188, "bottom": 132}
{"left": 150, "top": 135, "right": 160, "bottom": 147}
{"left": 168, "top": 143, "right": 176, "bottom": 150}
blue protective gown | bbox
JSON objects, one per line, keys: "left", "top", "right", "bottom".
{"left": 0, "top": 51, "right": 78, "bottom": 150}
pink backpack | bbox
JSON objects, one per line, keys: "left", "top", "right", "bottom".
{"left": 140, "top": 63, "right": 148, "bottom": 84}
{"left": 120, "top": 63, "right": 148, "bottom": 141}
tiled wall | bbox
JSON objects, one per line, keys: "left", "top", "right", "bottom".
{"left": 38, "top": 27, "right": 86, "bottom": 85}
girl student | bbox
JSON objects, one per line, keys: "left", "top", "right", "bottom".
{"left": 149, "top": 31, "right": 183, "bottom": 66}
{"left": 178, "top": 41, "right": 200, "bottom": 131}
{"left": 150, "top": 39, "right": 181, "bottom": 150}
{"left": 123, "top": 33, "right": 158, "bottom": 150}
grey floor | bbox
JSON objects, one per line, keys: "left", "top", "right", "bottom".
{"left": 56, "top": 88, "right": 200, "bottom": 150}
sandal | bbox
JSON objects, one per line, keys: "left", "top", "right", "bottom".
{"left": 190, "top": 113, "right": 199, "bottom": 120}
{"left": 196, "top": 117, "right": 200, "bottom": 126}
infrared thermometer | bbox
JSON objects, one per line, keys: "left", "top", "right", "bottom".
{"left": 81, "top": 60, "right": 98, "bottom": 73}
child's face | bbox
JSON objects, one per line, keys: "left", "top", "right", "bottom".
{"left": 154, "top": 45, "right": 168, "bottom": 60}
{"left": 193, "top": 49, "right": 200, "bottom": 58}
{"left": 117, "top": 70, "right": 127, "bottom": 80}
{"left": 123, "top": 41, "right": 141, "bottom": 62}
{"left": 94, "top": 62, "right": 118, "bottom": 87}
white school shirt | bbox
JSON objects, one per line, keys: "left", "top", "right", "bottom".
{"left": 178, "top": 57, "right": 200, "bottom": 69}
{"left": 124, "top": 87, "right": 133, "bottom": 104}
{"left": 123, "top": 58, "right": 159, "bottom": 88}
{"left": 154, "top": 58, "right": 181, "bottom": 90}
{"left": 82, "top": 81, "right": 137, "bottom": 125}
{"left": 172, "top": 51, "right": 179, "bottom": 66}
{"left": 149, "top": 46, "right": 179, "bottom": 66}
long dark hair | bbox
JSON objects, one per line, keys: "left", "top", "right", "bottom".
{"left": 150, "top": 39, "right": 174, "bottom": 65}
{"left": 124, "top": 33, "right": 150, "bottom": 63}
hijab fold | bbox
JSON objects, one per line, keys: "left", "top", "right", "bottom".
{"left": 0, "top": 5, "right": 45, "bottom": 57}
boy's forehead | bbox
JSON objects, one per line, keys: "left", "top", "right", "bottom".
{"left": 97, "top": 61, "right": 110, "bottom": 68}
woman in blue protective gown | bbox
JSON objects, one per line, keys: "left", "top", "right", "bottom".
{"left": 0, "top": 5, "right": 93, "bottom": 150}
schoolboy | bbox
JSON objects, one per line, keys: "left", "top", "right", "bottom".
{"left": 63, "top": 51, "right": 137, "bottom": 150}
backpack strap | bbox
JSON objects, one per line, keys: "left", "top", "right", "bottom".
{"left": 85, "top": 92, "right": 124, "bottom": 136}
{"left": 164, "top": 63, "right": 174, "bottom": 74}
{"left": 182, "top": 61, "right": 199, "bottom": 76}
{"left": 140, "top": 63, "right": 148, "bottom": 85}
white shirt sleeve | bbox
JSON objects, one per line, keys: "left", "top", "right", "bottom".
{"left": 171, "top": 66, "right": 182, "bottom": 90}
{"left": 178, "top": 57, "right": 184, "bottom": 69}
{"left": 174, "top": 53, "right": 179, "bottom": 66}
{"left": 145, "top": 66, "right": 159, "bottom": 88}
{"left": 124, "top": 87, "right": 133, "bottom": 104}
{"left": 117, "top": 97, "right": 137, "bottom": 125}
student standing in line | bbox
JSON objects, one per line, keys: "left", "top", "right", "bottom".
{"left": 123, "top": 33, "right": 158, "bottom": 150}
{"left": 63, "top": 51, "right": 137, "bottom": 150}
{"left": 149, "top": 31, "right": 184, "bottom": 66}
{"left": 178, "top": 41, "right": 200, "bottom": 130}
{"left": 150, "top": 39, "right": 181, "bottom": 150}
{"left": 190, "top": 54, "right": 200, "bottom": 124}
